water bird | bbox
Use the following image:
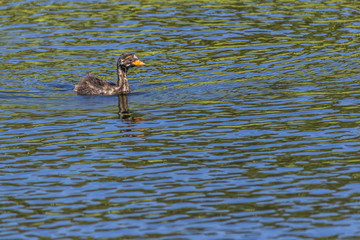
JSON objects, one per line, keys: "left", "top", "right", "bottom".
{"left": 74, "top": 53, "right": 144, "bottom": 95}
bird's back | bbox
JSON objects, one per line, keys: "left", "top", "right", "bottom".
{"left": 74, "top": 73, "right": 118, "bottom": 95}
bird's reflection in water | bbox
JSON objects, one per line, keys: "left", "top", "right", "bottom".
{"left": 117, "top": 94, "right": 144, "bottom": 124}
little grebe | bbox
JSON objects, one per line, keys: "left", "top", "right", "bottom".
{"left": 74, "top": 53, "right": 144, "bottom": 95}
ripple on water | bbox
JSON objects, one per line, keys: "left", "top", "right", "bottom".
{"left": 1, "top": 0, "right": 360, "bottom": 239}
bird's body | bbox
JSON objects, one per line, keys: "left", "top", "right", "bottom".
{"left": 74, "top": 53, "right": 144, "bottom": 95}
{"left": 74, "top": 73, "right": 120, "bottom": 95}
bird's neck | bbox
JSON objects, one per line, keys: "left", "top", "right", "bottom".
{"left": 117, "top": 66, "right": 130, "bottom": 93}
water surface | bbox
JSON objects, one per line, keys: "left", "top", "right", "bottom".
{"left": 1, "top": 0, "right": 360, "bottom": 239}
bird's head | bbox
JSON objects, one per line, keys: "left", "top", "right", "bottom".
{"left": 118, "top": 53, "right": 144, "bottom": 69}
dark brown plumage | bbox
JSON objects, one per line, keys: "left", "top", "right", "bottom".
{"left": 74, "top": 53, "right": 144, "bottom": 95}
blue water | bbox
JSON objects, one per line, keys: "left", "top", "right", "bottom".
{"left": 1, "top": 0, "right": 360, "bottom": 239}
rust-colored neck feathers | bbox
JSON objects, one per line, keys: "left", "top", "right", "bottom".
{"left": 117, "top": 65, "right": 130, "bottom": 94}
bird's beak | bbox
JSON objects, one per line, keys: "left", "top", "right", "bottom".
{"left": 133, "top": 60, "right": 145, "bottom": 66}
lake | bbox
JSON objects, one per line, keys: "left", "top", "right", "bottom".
{"left": 1, "top": 0, "right": 360, "bottom": 239}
